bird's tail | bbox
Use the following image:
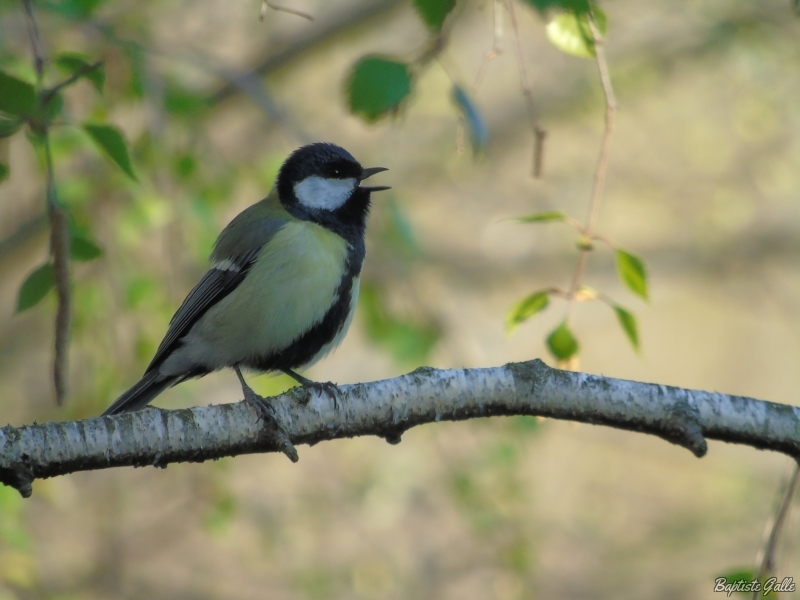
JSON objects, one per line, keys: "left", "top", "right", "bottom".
{"left": 103, "top": 371, "right": 179, "bottom": 416}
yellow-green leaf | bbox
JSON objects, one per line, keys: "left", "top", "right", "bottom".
{"left": 612, "top": 305, "right": 639, "bottom": 351}
{"left": 615, "top": 249, "right": 648, "bottom": 300}
{"left": 17, "top": 263, "right": 55, "bottom": 312}
{"left": 545, "top": 8, "right": 607, "bottom": 58}
{"left": 84, "top": 123, "right": 137, "bottom": 180}
{"left": 547, "top": 320, "right": 579, "bottom": 360}
{"left": 516, "top": 211, "right": 566, "bottom": 223}
{"left": 507, "top": 291, "right": 550, "bottom": 332}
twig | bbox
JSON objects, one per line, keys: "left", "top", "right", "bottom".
{"left": 566, "top": 10, "right": 616, "bottom": 323}
{"left": 472, "top": 0, "right": 504, "bottom": 91}
{"left": 22, "top": 0, "right": 44, "bottom": 81}
{"left": 752, "top": 463, "right": 800, "bottom": 599}
{"left": 506, "top": 0, "right": 546, "bottom": 177}
{"left": 260, "top": 0, "right": 314, "bottom": 22}
{"left": 43, "top": 60, "right": 103, "bottom": 102}
{"left": 22, "top": 0, "right": 72, "bottom": 405}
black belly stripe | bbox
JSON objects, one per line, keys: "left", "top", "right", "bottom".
{"left": 246, "top": 238, "right": 365, "bottom": 372}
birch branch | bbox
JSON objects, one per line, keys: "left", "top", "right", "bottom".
{"left": 2, "top": 359, "right": 800, "bottom": 499}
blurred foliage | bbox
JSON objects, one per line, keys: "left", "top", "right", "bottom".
{"left": 1, "top": 0, "right": 798, "bottom": 596}
{"left": 545, "top": 6, "right": 606, "bottom": 58}
{"left": 346, "top": 56, "right": 413, "bottom": 122}
{"left": 359, "top": 282, "right": 441, "bottom": 367}
{"left": 412, "top": 0, "right": 456, "bottom": 31}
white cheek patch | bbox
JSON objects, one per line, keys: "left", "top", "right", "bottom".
{"left": 294, "top": 176, "right": 356, "bottom": 211}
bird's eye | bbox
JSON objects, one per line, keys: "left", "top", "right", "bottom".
{"left": 333, "top": 169, "right": 340, "bottom": 176}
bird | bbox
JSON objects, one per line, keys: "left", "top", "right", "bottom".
{"left": 103, "top": 142, "right": 389, "bottom": 416}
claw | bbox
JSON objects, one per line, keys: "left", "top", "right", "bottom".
{"left": 282, "top": 369, "right": 343, "bottom": 409}
{"left": 236, "top": 366, "right": 298, "bottom": 462}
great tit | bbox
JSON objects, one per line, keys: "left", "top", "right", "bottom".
{"left": 103, "top": 143, "right": 389, "bottom": 416}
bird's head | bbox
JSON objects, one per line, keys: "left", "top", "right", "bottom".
{"left": 277, "top": 143, "right": 389, "bottom": 232}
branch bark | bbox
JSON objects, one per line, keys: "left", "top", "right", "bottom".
{"left": 2, "top": 359, "right": 800, "bottom": 498}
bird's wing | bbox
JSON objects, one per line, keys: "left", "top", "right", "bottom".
{"left": 145, "top": 249, "right": 261, "bottom": 373}
{"left": 146, "top": 191, "right": 291, "bottom": 373}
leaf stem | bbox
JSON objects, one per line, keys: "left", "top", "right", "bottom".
{"left": 506, "top": 0, "right": 546, "bottom": 177}
{"left": 566, "top": 10, "right": 616, "bottom": 324}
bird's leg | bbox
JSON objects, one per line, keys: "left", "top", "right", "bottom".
{"left": 235, "top": 366, "right": 298, "bottom": 462}
{"left": 282, "top": 368, "right": 342, "bottom": 408}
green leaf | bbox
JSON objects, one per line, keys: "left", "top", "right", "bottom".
{"left": 547, "top": 320, "right": 579, "bottom": 360}
{"left": 452, "top": 85, "right": 488, "bottom": 154}
{"left": 70, "top": 235, "right": 103, "bottom": 261}
{"left": 0, "top": 70, "right": 37, "bottom": 118}
{"left": 0, "top": 161, "right": 7, "bottom": 182}
{"left": 17, "top": 263, "right": 55, "bottom": 312}
{"left": 545, "top": 8, "right": 607, "bottom": 58}
{"left": 43, "top": 0, "right": 108, "bottom": 18}
{"left": 0, "top": 116, "right": 23, "bottom": 138}
{"left": 516, "top": 211, "right": 566, "bottom": 223}
{"left": 523, "top": 0, "right": 591, "bottom": 13}
{"left": 413, "top": 0, "right": 456, "bottom": 31}
{"left": 55, "top": 53, "right": 105, "bottom": 93}
{"left": 83, "top": 123, "right": 137, "bottom": 180}
{"left": 612, "top": 305, "right": 639, "bottom": 351}
{"left": 615, "top": 249, "right": 648, "bottom": 300}
{"left": 347, "top": 56, "right": 412, "bottom": 122}
{"left": 717, "top": 569, "right": 756, "bottom": 585}
{"left": 507, "top": 291, "right": 550, "bottom": 332}
{"left": 41, "top": 91, "right": 64, "bottom": 123}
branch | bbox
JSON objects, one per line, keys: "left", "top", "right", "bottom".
{"left": 3, "top": 359, "right": 800, "bottom": 499}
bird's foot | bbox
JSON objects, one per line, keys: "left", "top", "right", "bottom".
{"left": 282, "top": 369, "right": 343, "bottom": 409}
{"left": 236, "top": 368, "right": 298, "bottom": 463}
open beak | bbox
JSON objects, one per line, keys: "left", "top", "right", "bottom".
{"left": 359, "top": 166, "right": 390, "bottom": 192}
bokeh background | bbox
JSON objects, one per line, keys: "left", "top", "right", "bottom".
{"left": 2, "top": 0, "right": 800, "bottom": 598}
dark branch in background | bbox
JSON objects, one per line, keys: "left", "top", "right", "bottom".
{"left": 3, "top": 359, "right": 800, "bottom": 499}
{"left": 43, "top": 60, "right": 102, "bottom": 100}
{"left": 210, "top": 0, "right": 404, "bottom": 105}
{"left": 47, "top": 177, "right": 70, "bottom": 405}
{"left": 753, "top": 464, "right": 800, "bottom": 598}
{"left": 565, "top": 11, "right": 616, "bottom": 327}
{"left": 22, "top": 0, "right": 71, "bottom": 405}
{"left": 506, "top": 0, "right": 546, "bottom": 178}
{"left": 260, "top": 0, "right": 314, "bottom": 22}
